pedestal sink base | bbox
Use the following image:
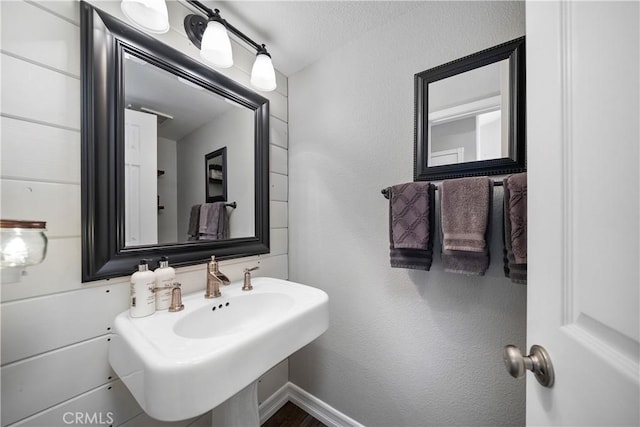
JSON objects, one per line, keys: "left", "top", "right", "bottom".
{"left": 211, "top": 381, "right": 259, "bottom": 427}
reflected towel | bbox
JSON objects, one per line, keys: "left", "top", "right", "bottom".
{"left": 389, "top": 182, "right": 435, "bottom": 270}
{"left": 199, "top": 202, "right": 229, "bottom": 240}
{"left": 440, "top": 177, "right": 492, "bottom": 276}
{"left": 503, "top": 173, "right": 527, "bottom": 284}
{"left": 188, "top": 204, "right": 201, "bottom": 241}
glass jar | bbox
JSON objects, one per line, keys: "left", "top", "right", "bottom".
{"left": 0, "top": 220, "right": 48, "bottom": 268}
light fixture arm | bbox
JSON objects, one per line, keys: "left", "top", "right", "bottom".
{"left": 185, "top": 0, "right": 269, "bottom": 55}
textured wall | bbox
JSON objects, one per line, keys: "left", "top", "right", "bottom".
{"left": 287, "top": 2, "right": 527, "bottom": 426}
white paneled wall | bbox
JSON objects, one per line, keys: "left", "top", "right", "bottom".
{"left": 0, "top": 1, "right": 289, "bottom": 425}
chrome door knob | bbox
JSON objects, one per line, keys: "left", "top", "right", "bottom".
{"left": 503, "top": 344, "right": 555, "bottom": 388}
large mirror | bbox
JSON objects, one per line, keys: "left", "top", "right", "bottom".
{"left": 414, "top": 37, "right": 525, "bottom": 181}
{"left": 81, "top": 2, "right": 269, "bottom": 282}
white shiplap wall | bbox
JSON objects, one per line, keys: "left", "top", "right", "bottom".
{"left": 0, "top": 1, "right": 289, "bottom": 425}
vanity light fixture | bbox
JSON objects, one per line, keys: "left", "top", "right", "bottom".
{"left": 250, "top": 44, "right": 277, "bottom": 92}
{"left": 198, "top": 8, "right": 233, "bottom": 68}
{"left": 0, "top": 219, "right": 48, "bottom": 284}
{"left": 183, "top": 1, "right": 277, "bottom": 92}
{"left": 120, "top": 0, "right": 170, "bottom": 34}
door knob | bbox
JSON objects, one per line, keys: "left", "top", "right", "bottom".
{"left": 503, "top": 344, "right": 555, "bottom": 388}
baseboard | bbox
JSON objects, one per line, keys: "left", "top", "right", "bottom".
{"left": 258, "top": 382, "right": 291, "bottom": 423}
{"left": 258, "top": 382, "right": 364, "bottom": 427}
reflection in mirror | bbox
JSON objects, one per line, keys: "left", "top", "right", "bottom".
{"left": 205, "top": 147, "right": 227, "bottom": 204}
{"left": 428, "top": 59, "right": 509, "bottom": 166}
{"left": 414, "top": 36, "right": 525, "bottom": 181}
{"left": 123, "top": 52, "right": 254, "bottom": 246}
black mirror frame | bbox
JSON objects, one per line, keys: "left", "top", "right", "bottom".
{"left": 80, "top": 2, "right": 269, "bottom": 282}
{"left": 205, "top": 147, "right": 227, "bottom": 203}
{"left": 414, "top": 36, "right": 526, "bottom": 181}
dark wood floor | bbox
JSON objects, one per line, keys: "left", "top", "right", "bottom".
{"left": 262, "top": 402, "right": 326, "bottom": 427}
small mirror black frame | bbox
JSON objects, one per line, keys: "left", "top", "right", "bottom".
{"left": 205, "top": 147, "right": 227, "bottom": 203}
{"left": 80, "top": 2, "right": 270, "bottom": 281}
{"left": 414, "top": 36, "right": 526, "bottom": 181}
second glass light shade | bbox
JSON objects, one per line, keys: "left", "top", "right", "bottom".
{"left": 200, "top": 20, "right": 234, "bottom": 69}
{"left": 250, "top": 53, "right": 277, "bottom": 92}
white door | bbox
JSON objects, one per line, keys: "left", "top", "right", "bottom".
{"left": 430, "top": 147, "right": 465, "bottom": 166}
{"left": 124, "top": 109, "right": 158, "bottom": 246}
{"left": 526, "top": 1, "right": 639, "bottom": 425}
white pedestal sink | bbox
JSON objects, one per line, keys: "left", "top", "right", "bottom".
{"left": 210, "top": 380, "right": 260, "bottom": 426}
{"left": 108, "top": 277, "right": 329, "bottom": 422}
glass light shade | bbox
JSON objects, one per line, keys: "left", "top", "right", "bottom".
{"left": 121, "top": 0, "right": 170, "bottom": 34}
{"left": 250, "top": 53, "right": 277, "bottom": 92}
{"left": 0, "top": 220, "right": 47, "bottom": 268}
{"left": 200, "top": 21, "right": 233, "bottom": 69}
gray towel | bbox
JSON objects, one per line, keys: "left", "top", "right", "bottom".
{"left": 389, "top": 182, "right": 435, "bottom": 270}
{"left": 440, "top": 177, "right": 492, "bottom": 276}
{"left": 442, "top": 250, "right": 491, "bottom": 276}
{"left": 199, "top": 202, "right": 229, "bottom": 240}
{"left": 441, "top": 177, "right": 491, "bottom": 252}
{"left": 188, "top": 204, "right": 201, "bottom": 241}
{"left": 506, "top": 173, "right": 527, "bottom": 264}
{"left": 503, "top": 173, "right": 527, "bottom": 284}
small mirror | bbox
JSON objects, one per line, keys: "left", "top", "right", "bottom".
{"left": 205, "top": 148, "right": 227, "bottom": 203}
{"left": 415, "top": 37, "right": 525, "bottom": 180}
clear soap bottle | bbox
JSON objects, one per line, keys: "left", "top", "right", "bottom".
{"left": 154, "top": 256, "right": 175, "bottom": 310}
{"left": 130, "top": 260, "right": 156, "bottom": 318}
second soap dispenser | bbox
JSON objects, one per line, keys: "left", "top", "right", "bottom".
{"left": 155, "top": 256, "right": 175, "bottom": 310}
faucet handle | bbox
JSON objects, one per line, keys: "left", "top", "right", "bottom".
{"left": 169, "top": 283, "right": 184, "bottom": 312}
{"left": 242, "top": 266, "right": 259, "bottom": 291}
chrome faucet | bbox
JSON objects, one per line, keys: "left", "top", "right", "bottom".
{"left": 155, "top": 282, "right": 185, "bottom": 311}
{"left": 242, "top": 266, "right": 259, "bottom": 291}
{"left": 205, "top": 256, "right": 229, "bottom": 298}
{"left": 168, "top": 283, "right": 184, "bottom": 312}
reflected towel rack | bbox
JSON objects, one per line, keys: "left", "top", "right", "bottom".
{"left": 225, "top": 202, "right": 237, "bottom": 209}
{"left": 381, "top": 181, "right": 503, "bottom": 199}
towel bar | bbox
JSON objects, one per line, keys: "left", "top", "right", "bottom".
{"left": 381, "top": 181, "right": 504, "bottom": 199}
{"left": 225, "top": 202, "right": 237, "bottom": 209}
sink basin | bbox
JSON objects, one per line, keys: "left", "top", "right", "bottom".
{"left": 108, "top": 277, "right": 329, "bottom": 421}
{"left": 174, "top": 292, "right": 294, "bottom": 339}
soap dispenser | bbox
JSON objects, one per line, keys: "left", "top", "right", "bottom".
{"left": 154, "top": 256, "right": 175, "bottom": 310}
{"left": 130, "top": 260, "right": 156, "bottom": 318}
